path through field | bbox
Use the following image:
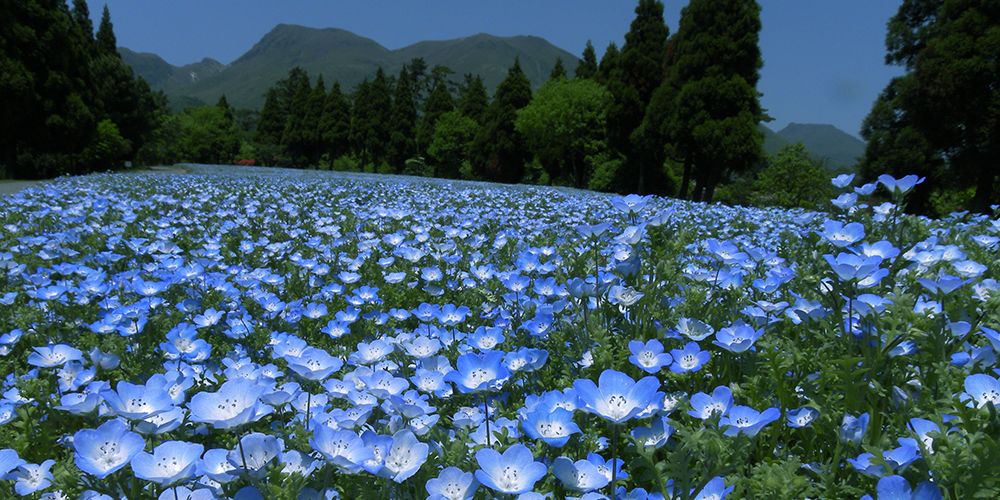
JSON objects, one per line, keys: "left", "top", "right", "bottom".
{"left": 0, "top": 165, "right": 187, "bottom": 197}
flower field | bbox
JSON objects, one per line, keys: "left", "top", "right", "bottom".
{"left": 0, "top": 165, "right": 998, "bottom": 500}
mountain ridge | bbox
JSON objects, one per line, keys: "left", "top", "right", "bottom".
{"left": 121, "top": 24, "right": 580, "bottom": 111}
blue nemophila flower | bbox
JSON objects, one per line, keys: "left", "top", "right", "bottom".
{"left": 10, "top": 459, "right": 56, "bottom": 495}
{"left": 918, "top": 275, "right": 968, "bottom": 295}
{"left": 669, "top": 342, "right": 710, "bottom": 373}
{"left": 474, "top": 443, "right": 547, "bottom": 495}
{"left": 786, "top": 407, "right": 819, "bottom": 428}
{"left": 0, "top": 448, "right": 26, "bottom": 477}
{"left": 860, "top": 474, "right": 943, "bottom": 500}
{"left": 908, "top": 418, "right": 940, "bottom": 452}
{"left": 878, "top": 174, "right": 925, "bottom": 196}
{"left": 228, "top": 433, "right": 283, "bottom": 478}
{"left": 832, "top": 192, "right": 858, "bottom": 210}
{"left": 963, "top": 373, "right": 1000, "bottom": 408}
{"left": 628, "top": 339, "right": 672, "bottom": 374}
{"left": 818, "top": 220, "right": 866, "bottom": 247}
{"left": 131, "top": 440, "right": 204, "bottom": 486}
{"left": 720, "top": 406, "right": 781, "bottom": 437}
{"left": 712, "top": 321, "right": 763, "bottom": 353}
{"left": 101, "top": 380, "right": 174, "bottom": 421}
{"left": 520, "top": 407, "right": 581, "bottom": 448}
{"left": 446, "top": 350, "right": 511, "bottom": 394}
{"left": 676, "top": 317, "right": 715, "bottom": 341}
{"left": 286, "top": 347, "right": 344, "bottom": 381}
{"left": 631, "top": 415, "right": 674, "bottom": 449}
{"left": 426, "top": 466, "right": 479, "bottom": 500}
{"left": 468, "top": 326, "right": 506, "bottom": 351}
{"left": 348, "top": 339, "right": 394, "bottom": 366}
{"left": 692, "top": 476, "right": 733, "bottom": 500}
{"left": 573, "top": 369, "right": 660, "bottom": 424}
{"left": 27, "top": 344, "right": 83, "bottom": 368}
{"left": 553, "top": 456, "right": 611, "bottom": 493}
{"left": 187, "top": 377, "right": 272, "bottom": 429}
{"left": 824, "top": 253, "right": 884, "bottom": 282}
{"left": 832, "top": 173, "right": 855, "bottom": 188}
{"left": 839, "top": 412, "right": 870, "bottom": 445}
{"left": 378, "top": 429, "right": 428, "bottom": 483}
{"left": 687, "top": 385, "right": 734, "bottom": 420}
{"left": 160, "top": 486, "right": 219, "bottom": 500}
{"left": 310, "top": 426, "right": 374, "bottom": 472}
{"left": 73, "top": 419, "right": 145, "bottom": 479}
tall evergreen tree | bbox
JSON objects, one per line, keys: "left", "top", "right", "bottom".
{"left": 95, "top": 5, "right": 117, "bottom": 56}
{"left": 366, "top": 67, "right": 393, "bottom": 172}
{"left": 859, "top": 0, "right": 999, "bottom": 213}
{"left": 472, "top": 58, "right": 533, "bottom": 183}
{"left": 216, "top": 94, "right": 235, "bottom": 123}
{"left": 549, "top": 57, "right": 567, "bottom": 81}
{"left": 255, "top": 88, "right": 285, "bottom": 146}
{"left": 607, "top": 0, "right": 670, "bottom": 195}
{"left": 388, "top": 67, "right": 417, "bottom": 172}
{"left": 418, "top": 81, "right": 455, "bottom": 157}
{"left": 669, "top": 0, "right": 766, "bottom": 202}
{"left": 350, "top": 79, "right": 372, "bottom": 171}
{"left": 459, "top": 74, "right": 489, "bottom": 124}
{"left": 2, "top": 0, "right": 96, "bottom": 177}
{"left": 318, "top": 80, "right": 351, "bottom": 161}
{"left": 575, "top": 40, "right": 599, "bottom": 80}
{"left": 281, "top": 73, "right": 313, "bottom": 166}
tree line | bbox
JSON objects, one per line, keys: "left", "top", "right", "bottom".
{"left": 4, "top": 0, "right": 996, "bottom": 214}
{"left": 0, "top": 0, "right": 164, "bottom": 179}
{"left": 137, "top": 0, "right": 768, "bottom": 203}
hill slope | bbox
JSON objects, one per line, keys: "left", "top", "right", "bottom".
{"left": 125, "top": 24, "right": 580, "bottom": 110}
{"left": 776, "top": 123, "right": 866, "bottom": 171}
{"left": 119, "top": 48, "right": 224, "bottom": 93}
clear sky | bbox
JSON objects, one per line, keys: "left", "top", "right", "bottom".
{"left": 90, "top": 0, "right": 906, "bottom": 140}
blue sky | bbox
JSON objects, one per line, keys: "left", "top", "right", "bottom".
{"left": 92, "top": 0, "right": 905, "bottom": 139}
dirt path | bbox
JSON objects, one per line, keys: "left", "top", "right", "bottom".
{"left": 0, "top": 165, "right": 188, "bottom": 197}
{"left": 0, "top": 181, "right": 42, "bottom": 197}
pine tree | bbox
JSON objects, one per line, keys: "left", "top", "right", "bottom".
{"left": 319, "top": 80, "right": 351, "bottom": 161}
{"left": 549, "top": 57, "right": 567, "bottom": 81}
{"left": 388, "top": 67, "right": 417, "bottom": 172}
{"left": 417, "top": 81, "right": 455, "bottom": 156}
{"left": 669, "top": 0, "right": 765, "bottom": 202}
{"left": 575, "top": 40, "right": 599, "bottom": 80}
{"left": 350, "top": 79, "right": 372, "bottom": 171}
{"left": 96, "top": 5, "right": 117, "bottom": 57}
{"left": 459, "top": 74, "right": 489, "bottom": 124}
{"left": 281, "top": 73, "right": 313, "bottom": 167}
{"left": 606, "top": 0, "right": 670, "bottom": 195}
{"left": 860, "top": 0, "right": 1000, "bottom": 213}
{"left": 366, "top": 68, "right": 393, "bottom": 172}
{"left": 472, "top": 58, "right": 533, "bottom": 183}
{"left": 255, "top": 88, "right": 286, "bottom": 146}
{"left": 216, "top": 94, "right": 234, "bottom": 123}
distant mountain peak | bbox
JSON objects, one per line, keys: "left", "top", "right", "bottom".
{"left": 122, "top": 24, "right": 580, "bottom": 111}
{"left": 775, "top": 123, "right": 866, "bottom": 170}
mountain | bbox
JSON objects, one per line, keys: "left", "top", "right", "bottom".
{"left": 122, "top": 24, "right": 580, "bottom": 111}
{"left": 119, "top": 48, "right": 224, "bottom": 93}
{"left": 776, "top": 123, "right": 866, "bottom": 171}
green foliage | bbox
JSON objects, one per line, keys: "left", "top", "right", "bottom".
{"left": 514, "top": 77, "right": 610, "bottom": 188}
{"left": 863, "top": 0, "right": 1000, "bottom": 213}
{"left": 755, "top": 143, "right": 834, "bottom": 209}
{"left": 587, "top": 152, "right": 625, "bottom": 192}
{"left": 669, "top": 0, "right": 766, "bottom": 202}
{"left": 575, "top": 40, "right": 599, "bottom": 80}
{"left": 388, "top": 67, "right": 418, "bottom": 173}
{"left": 428, "top": 110, "right": 478, "bottom": 179}
{"left": 458, "top": 74, "right": 489, "bottom": 124}
{"left": 78, "top": 119, "right": 131, "bottom": 169}
{"left": 154, "top": 105, "right": 240, "bottom": 164}
{"left": 471, "top": 58, "right": 533, "bottom": 183}
{"left": 318, "top": 80, "right": 352, "bottom": 161}
{"left": 1, "top": 1, "right": 163, "bottom": 177}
